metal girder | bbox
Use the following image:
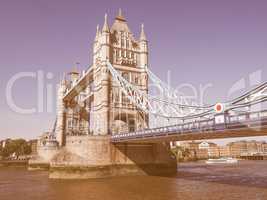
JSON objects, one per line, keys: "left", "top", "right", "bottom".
{"left": 106, "top": 62, "right": 213, "bottom": 120}
{"left": 63, "top": 67, "right": 93, "bottom": 102}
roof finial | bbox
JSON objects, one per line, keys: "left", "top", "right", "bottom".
{"left": 105, "top": 13, "right": 107, "bottom": 21}
{"left": 95, "top": 24, "right": 99, "bottom": 41}
{"left": 116, "top": 8, "right": 126, "bottom": 21}
{"left": 61, "top": 72, "right": 67, "bottom": 85}
{"left": 102, "top": 13, "right": 110, "bottom": 32}
{"left": 62, "top": 72, "right": 66, "bottom": 81}
{"left": 140, "top": 23, "right": 147, "bottom": 41}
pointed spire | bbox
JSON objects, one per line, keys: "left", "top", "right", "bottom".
{"left": 95, "top": 24, "right": 99, "bottom": 41}
{"left": 62, "top": 72, "right": 66, "bottom": 81}
{"left": 140, "top": 23, "right": 147, "bottom": 41}
{"left": 102, "top": 13, "right": 110, "bottom": 32}
{"left": 61, "top": 72, "right": 67, "bottom": 85}
{"left": 115, "top": 8, "right": 126, "bottom": 21}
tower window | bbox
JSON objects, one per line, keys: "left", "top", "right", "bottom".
{"left": 67, "top": 119, "right": 72, "bottom": 129}
{"left": 135, "top": 77, "right": 139, "bottom": 84}
{"left": 121, "top": 39, "right": 124, "bottom": 47}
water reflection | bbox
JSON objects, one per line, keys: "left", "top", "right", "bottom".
{"left": 1, "top": 161, "right": 267, "bottom": 200}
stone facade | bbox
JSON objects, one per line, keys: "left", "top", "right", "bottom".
{"left": 54, "top": 10, "right": 149, "bottom": 141}
{"left": 90, "top": 11, "right": 149, "bottom": 136}
{"left": 31, "top": 10, "right": 177, "bottom": 178}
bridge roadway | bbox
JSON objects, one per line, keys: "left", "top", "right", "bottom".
{"left": 111, "top": 110, "right": 267, "bottom": 143}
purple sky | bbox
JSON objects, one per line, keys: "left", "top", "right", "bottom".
{"left": 1, "top": 0, "right": 267, "bottom": 144}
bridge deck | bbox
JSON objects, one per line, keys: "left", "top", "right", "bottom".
{"left": 111, "top": 110, "right": 267, "bottom": 143}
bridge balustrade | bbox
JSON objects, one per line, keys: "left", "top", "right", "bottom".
{"left": 229, "top": 116, "right": 238, "bottom": 122}
{"left": 250, "top": 113, "right": 259, "bottom": 119}
{"left": 260, "top": 111, "right": 267, "bottom": 117}
{"left": 238, "top": 115, "right": 246, "bottom": 121}
{"left": 111, "top": 110, "right": 267, "bottom": 142}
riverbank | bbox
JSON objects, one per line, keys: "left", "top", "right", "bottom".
{"left": 177, "top": 155, "right": 267, "bottom": 163}
{"left": 0, "top": 160, "right": 28, "bottom": 167}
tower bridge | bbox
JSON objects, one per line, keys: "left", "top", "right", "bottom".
{"left": 30, "top": 10, "right": 267, "bottom": 179}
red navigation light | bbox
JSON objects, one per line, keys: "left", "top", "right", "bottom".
{"left": 214, "top": 103, "right": 224, "bottom": 113}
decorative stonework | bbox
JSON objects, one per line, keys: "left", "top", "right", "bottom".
{"left": 30, "top": 10, "right": 177, "bottom": 179}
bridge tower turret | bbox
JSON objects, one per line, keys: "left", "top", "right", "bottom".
{"left": 100, "top": 13, "right": 111, "bottom": 62}
{"left": 93, "top": 25, "right": 100, "bottom": 65}
{"left": 68, "top": 65, "right": 80, "bottom": 87}
{"left": 91, "top": 9, "right": 149, "bottom": 135}
{"left": 55, "top": 74, "right": 67, "bottom": 146}
{"left": 139, "top": 24, "right": 148, "bottom": 68}
{"left": 91, "top": 14, "right": 111, "bottom": 135}
{"left": 139, "top": 23, "right": 149, "bottom": 95}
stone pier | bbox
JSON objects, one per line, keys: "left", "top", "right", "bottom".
{"left": 28, "top": 133, "right": 58, "bottom": 170}
{"left": 49, "top": 136, "right": 177, "bottom": 179}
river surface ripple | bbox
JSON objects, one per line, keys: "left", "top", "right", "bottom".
{"left": 0, "top": 160, "right": 267, "bottom": 200}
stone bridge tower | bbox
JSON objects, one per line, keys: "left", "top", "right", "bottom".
{"left": 92, "top": 10, "right": 149, "bottom": 136}
{"left": 37, "top": 10, "right": 177, "bottom": 179}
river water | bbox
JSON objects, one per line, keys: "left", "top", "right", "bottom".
{"left": 1, "top": 161, "right": 267, "bottom": 200}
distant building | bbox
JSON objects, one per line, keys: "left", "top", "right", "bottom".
{"left": 228, "top": 140, "right": 267, "bottom": 157}
{"left": 172, "top": 140, "right": 267, "bottom": 160}
{"left": 218, "top": 146, "right": 230, "bottom": 157}
{"left": 227, "top": 141, "right": 247, "bottom": 157}
{"left": 199, "top": 141, "right": 219, "bottom": 158}
{"left": 176, "top": 141, "right": 219, "bottom": 159}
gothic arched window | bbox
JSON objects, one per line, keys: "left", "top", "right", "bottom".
{"left": 126, "top": 40, "right": 129, "bottom": 48}
{"left": 121, "top": 33, "right": 125, "bottom": 48}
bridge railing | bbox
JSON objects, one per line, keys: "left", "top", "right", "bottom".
{"left": 111, "top": 109, "right": 267, "bottom": 142}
